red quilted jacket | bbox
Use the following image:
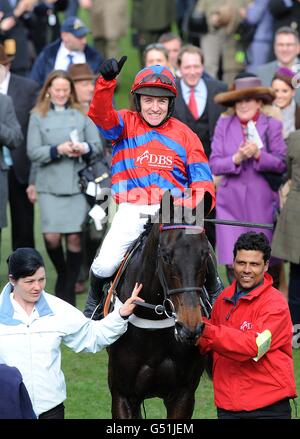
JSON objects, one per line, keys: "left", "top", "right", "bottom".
{"left": 198, "top": 273, "right": 297, "bottom": 411}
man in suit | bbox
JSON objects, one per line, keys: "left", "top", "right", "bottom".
{"left": 0, "top": 44, "right": 39, "bottom": 250}
{"left": 173, "top": 44, "right": 227, "bottom": 247}
{"left": 269, "top": 0, "right": 300, "bottom": 34}
{"left": 30, "top": 16, "right": 103, "bottom": 87}
{"left": 0, "top": 91, "right": 23, "bottom": 260}
{"left": 0, "top": 0, "right": 32, "bottom": 76}
{"left": 254, "top": 26, "right": 300, "bottom": 104}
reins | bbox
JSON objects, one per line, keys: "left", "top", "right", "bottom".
{"left": 103, "top": 224, "right": 212, "bottom": 320}
{"left": 103, "top": 256, "right": 128, "bottom": 317}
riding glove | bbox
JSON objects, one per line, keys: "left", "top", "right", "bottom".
{"left": 99, "top": 56, "right": 127, "bottom": 81}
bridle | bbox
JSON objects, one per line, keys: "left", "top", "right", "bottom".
{"left": 130, "top": 223, "right": 211, "bottom": 321}
{"left": 156, "top": 224, "right": 212, "bottom": 319}
{"left": 128, "top": 224, "right": 210, "bottom": 317}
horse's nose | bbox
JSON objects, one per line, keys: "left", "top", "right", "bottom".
{"left": 174, "top": 321, "right": 204, "bottom": 344}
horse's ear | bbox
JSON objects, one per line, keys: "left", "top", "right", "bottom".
{"left": 170, "top": 192, "right": 175, "bottom": 224}
{"left": 203, "top": 192, "right": 213, "bottom": 217}
{"left": 159, "top": 190, "right": 175, "bottom": 224}
{"left": 189, "top": 192, "right": 212, "bottom": 225}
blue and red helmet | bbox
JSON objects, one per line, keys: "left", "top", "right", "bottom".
{"left": 131, "top": 65, "right": 177, "bottom": 97}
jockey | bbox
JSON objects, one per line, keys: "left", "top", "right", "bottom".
{"left": 84, "top": 56, "right": 223, "bottom": 319}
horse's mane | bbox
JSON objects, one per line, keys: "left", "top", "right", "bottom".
{"left": 141, "top": 216, "right": 154, "bottom": 237}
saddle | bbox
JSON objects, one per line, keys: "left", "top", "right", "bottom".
{"left": 103, "top": 221, "right": 153, "bottom": 316}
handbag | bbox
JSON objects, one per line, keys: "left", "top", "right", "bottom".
{"left": 262, "top": 172, "right": 284, "bottom": 192}
{"left": 78, "top": 157, "right": 111, "bottom": 207}
{"left": 187, "top": 11, "right": 208, "bottom": 34}
{"left": 236, "top": 20, "right": 257, "bottom": 50}
{"left": 182, "top": 2, "right": 208, "bottom": 40}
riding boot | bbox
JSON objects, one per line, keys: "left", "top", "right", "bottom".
{"left": 84, "top": 271, "right": 111, "bottom": 320}
{"left": 205, "top": 242, "right": 224, "bottom": 307}
{"left": 61, "top": 250, "right": 83, "bottom": 306}
{"left": 45, "top": 245, "right": 66, "bottom": 298}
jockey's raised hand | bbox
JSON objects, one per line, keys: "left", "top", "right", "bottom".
{"left": 99, "top": 56, "right": 127, "bottom": 81}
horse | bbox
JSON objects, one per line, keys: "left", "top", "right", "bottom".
{"left": 106, "top": 194, "right": 212, "bottom": 419}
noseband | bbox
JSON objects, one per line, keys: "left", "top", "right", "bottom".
{"left": 133, "top": 224, "right": 212, "bottom": 319}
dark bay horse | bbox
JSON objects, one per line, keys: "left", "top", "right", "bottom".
{"left": 107, "top": 196, "right": 211, "bottom": 419}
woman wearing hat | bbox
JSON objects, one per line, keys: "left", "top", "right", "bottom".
{"left": 210, "top": 73, "right": 287, "bottom": 285}
{"left": 272, "top": 66, "right": 300, "bottom": 140}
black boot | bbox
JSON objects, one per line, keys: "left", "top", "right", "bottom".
{"left": 61, "top": 250, "right": 83, "bottom": 306}
{"left": 45, "top": 244, "right": 66, "bottom": 298}
{"left": 205, "top": 242, "right": 224, "bottom": 309}
{"left": 84, "top": 271, "right": 110, "bottom": 320}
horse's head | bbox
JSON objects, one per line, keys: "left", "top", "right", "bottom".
{"left": 157, "top": 192, "right": 210, "bottom": 345}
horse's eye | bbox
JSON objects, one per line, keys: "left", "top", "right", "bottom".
{"left": 161, "top": 251, "right": 172, "bottom": 265}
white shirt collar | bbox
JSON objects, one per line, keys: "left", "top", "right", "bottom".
{"left": 181, "top": 78, "right": 203, "bottom": 95}
{"left": 0, "top": 70, "right": 11, "bottom": 95}
{"left": 54, "top": 43, "right": 86, "bottom": 71}
{"left": 180, "top": 78, "right": 208, "bottom": 117}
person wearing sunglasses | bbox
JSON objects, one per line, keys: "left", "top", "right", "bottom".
{"left": 84, "top": 57, "right": 222, "bottom": 319}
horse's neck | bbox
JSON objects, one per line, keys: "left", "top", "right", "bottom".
{"left": 142, "top": 223, "right": 159, "bottom": 274}
{"left": 132, "top": 223, "right": 161, "bottom": 307}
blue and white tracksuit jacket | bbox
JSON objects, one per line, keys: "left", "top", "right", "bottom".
{"left": 0, "top": 283, "right": 127, "bottom": 417}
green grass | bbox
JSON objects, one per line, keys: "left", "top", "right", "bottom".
{"left": 1, "top": 16, "right": 300, "bottom": 420}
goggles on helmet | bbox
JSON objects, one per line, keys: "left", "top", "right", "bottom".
{"left": 137, "top": 73, "right": 174, "bottom": 87}
{"left": 131, "top": 67, "right": 177, "bottom": 97}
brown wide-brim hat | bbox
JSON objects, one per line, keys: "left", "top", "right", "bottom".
{"left": 214, "top": 77, "right": 276, "bottom": 107}
{"left": 67, "top": 63, "right": 96, "bottom": 82}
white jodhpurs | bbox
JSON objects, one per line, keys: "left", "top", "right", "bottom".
{"left": 91, "top": 202, "right": 160, "bottom": 277}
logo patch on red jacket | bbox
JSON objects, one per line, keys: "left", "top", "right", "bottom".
{"left": 240, "top": 321, "right": 253, "bottom": 331}
{"left": 135, "top": 147, "right": 175, "bottom": 170}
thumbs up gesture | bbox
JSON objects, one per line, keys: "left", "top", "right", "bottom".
{"left": 99, "top": 56, "right": 127, "bottom": 81}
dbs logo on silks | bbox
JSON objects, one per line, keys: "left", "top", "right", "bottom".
{"left": 135, "top": 146, "right": 175, "bottom": 171}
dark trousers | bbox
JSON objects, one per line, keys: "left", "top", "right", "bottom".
{"left": 289, "top": 263, "right": 300, "bottom": 326}
{"left": 38, "top": 403, "right": 64, "bottom": 419}
{"left": 217, "top": 398, "right": 291, "bottom": 419}
{"left": 8, "top": 168, "right": 34, "bottom": 250}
